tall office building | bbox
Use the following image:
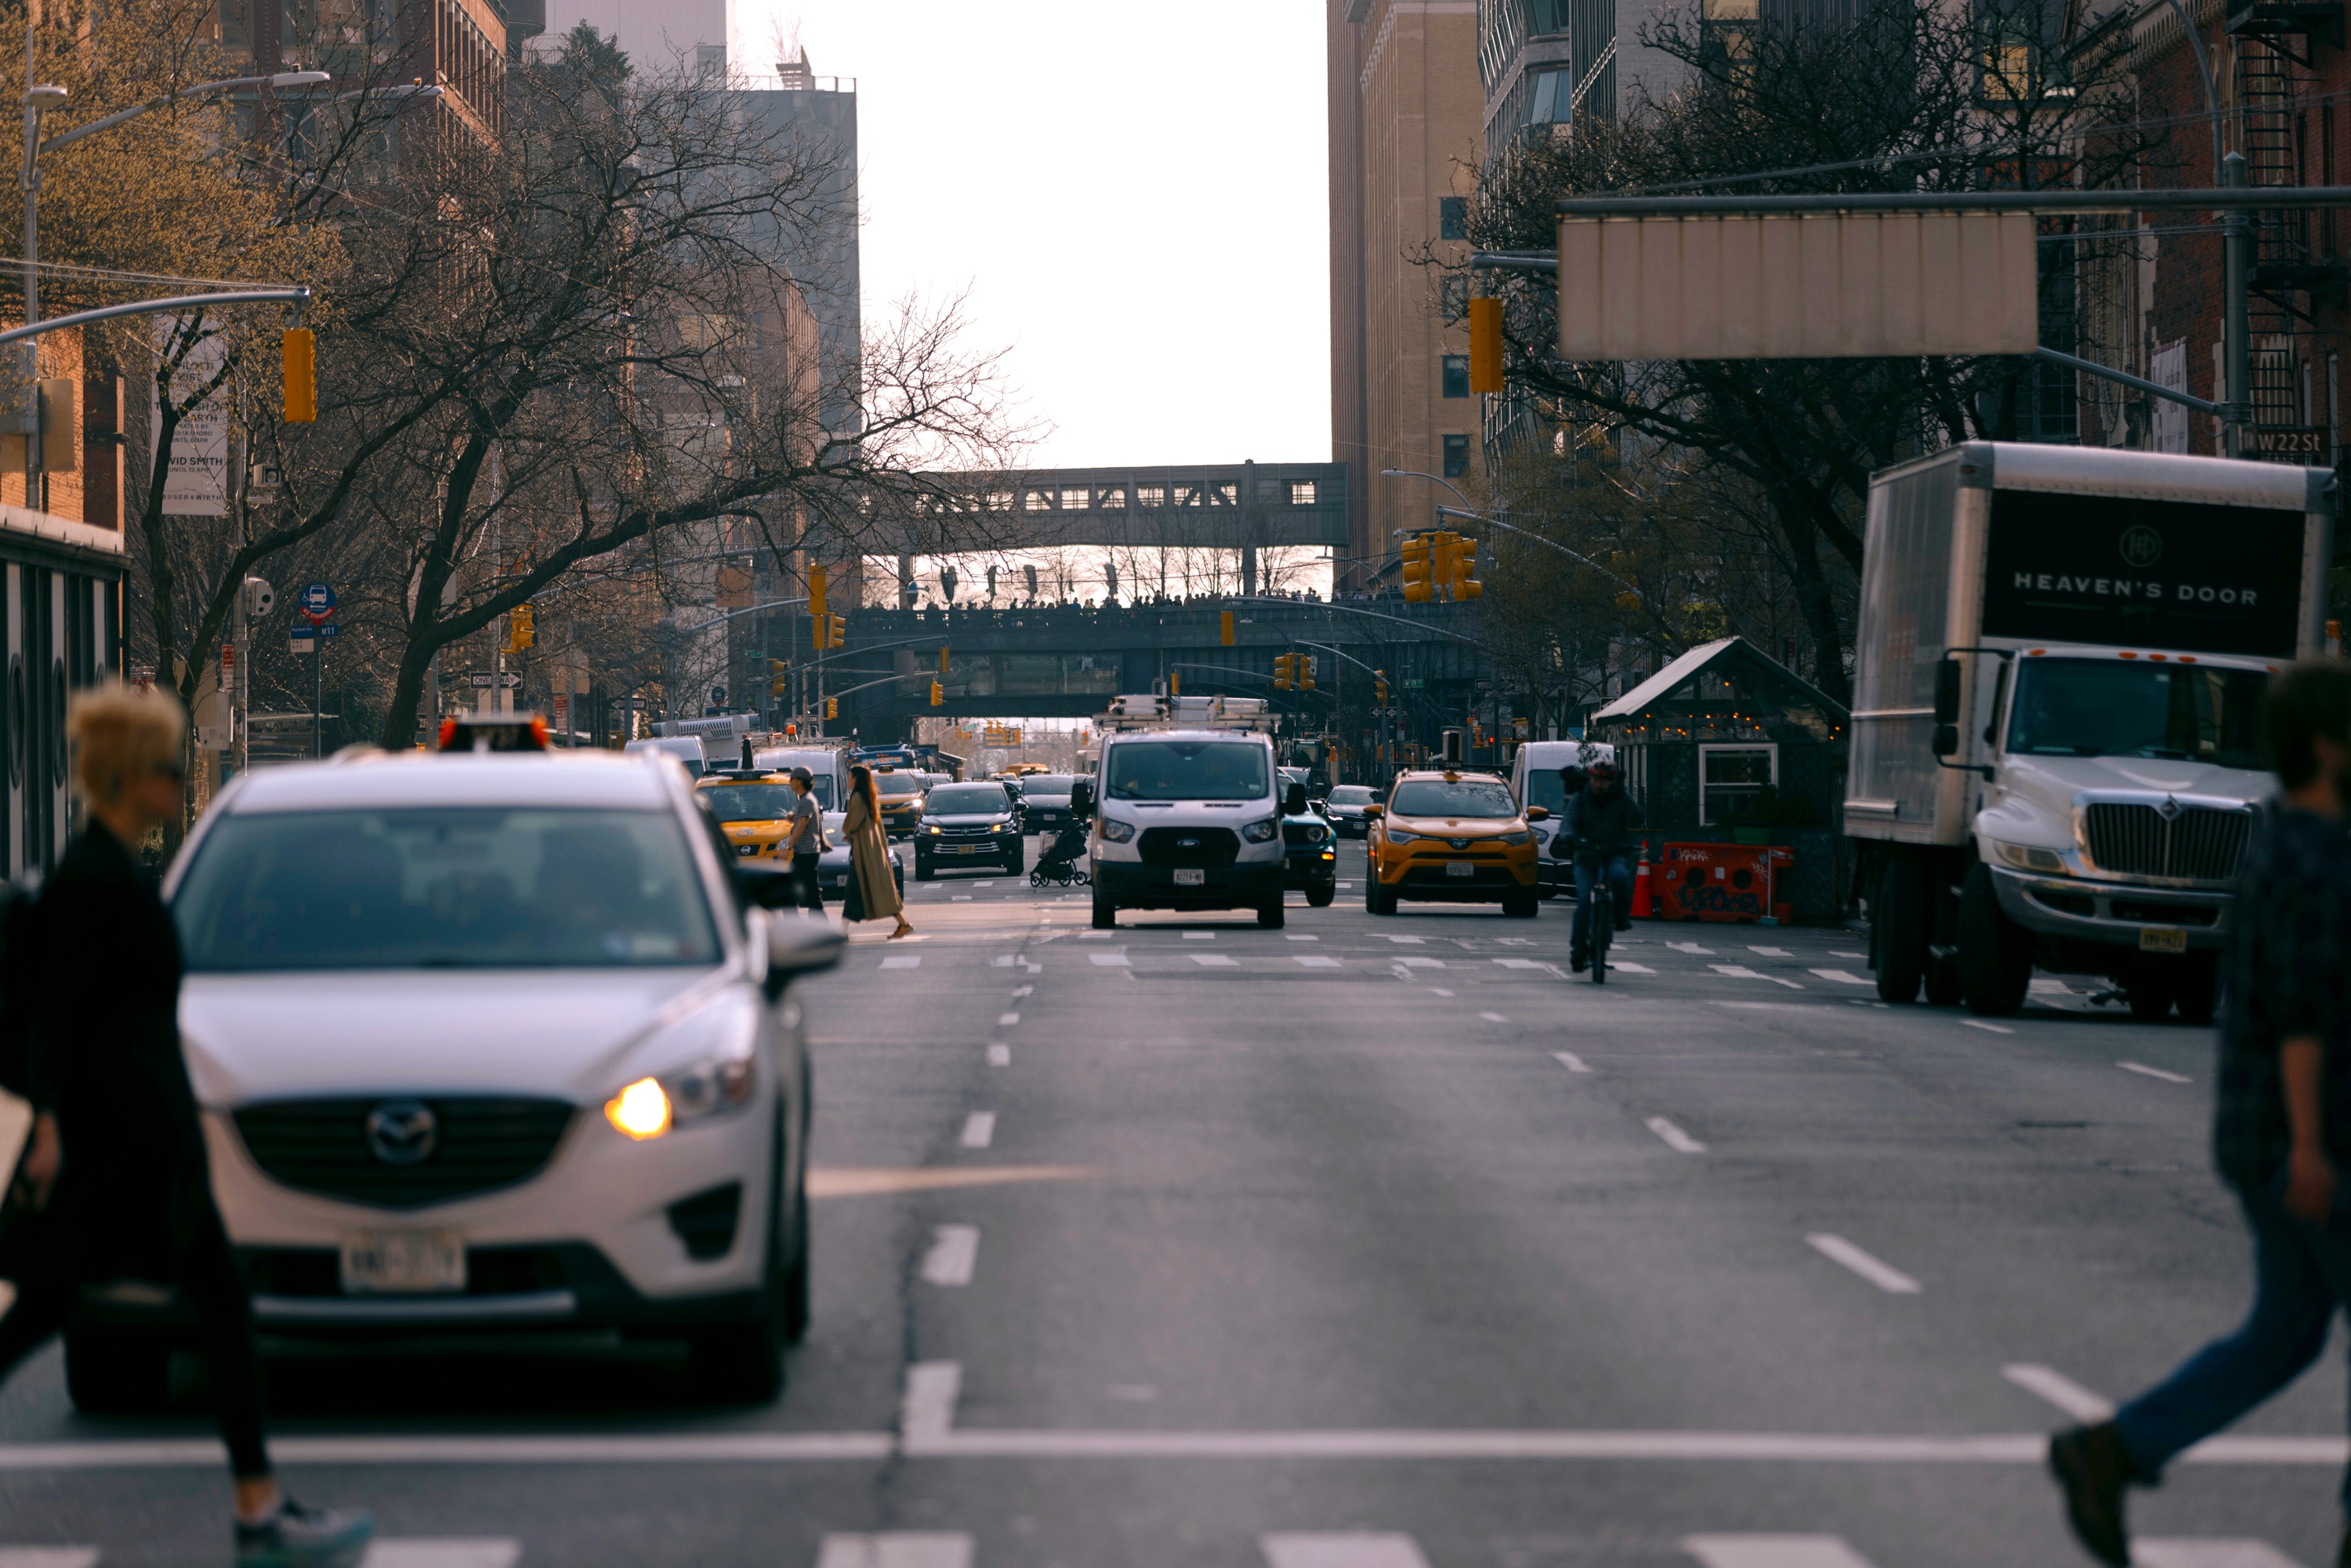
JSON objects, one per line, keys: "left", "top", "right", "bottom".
{"left": 537, "top": 0, "right": 728, "bottom": 75}
{"left": 1328, "top": 0, "right": 1487, "bottom": 592}
{"left": 1476, "top": 0, "right": 1686, "bottom": 162}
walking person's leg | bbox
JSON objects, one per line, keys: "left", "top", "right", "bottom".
{"left": 0, "top": 1280, "right": 76, "bottom": 1385}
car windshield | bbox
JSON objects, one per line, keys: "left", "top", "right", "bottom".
{"left": 2006, "top": 658, "right": 2268, "bottom": 767}
{"left": 1104, "top": 741, "right": 1270, "bottom": 801}
{"left": 1390, "top": 779, "right": 1519, "bottom": 819}
{"left": 1023, "top": 776, "right": 1076, "bottom": 796}
{"left": 1328, "top": 786, "right": 1375, "bottom": 805}
{"left": 873, "top": 773, "right": 922, "bottom": 798}
{"left": 176, "top": 808, "right": 719, "bottom": 972}
{"left": 698, "top": 783, "right": 800, "bottom": 822}
{"left": 929, "top": 785, "right": 1010, "bottom": 814}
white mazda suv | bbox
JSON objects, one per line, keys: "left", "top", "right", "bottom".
{"left": 73, "top": 748, "right": 842, "bottom": 1410}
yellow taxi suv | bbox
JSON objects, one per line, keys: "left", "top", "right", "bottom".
{"left": 871, "top": 766, "right": 927, "bottom": 837}
{"left": 1364, "top": 770, "right": 1548, "bottom": 918}
{"left": 695, "top": 773, "right": 804, "bottom": 860}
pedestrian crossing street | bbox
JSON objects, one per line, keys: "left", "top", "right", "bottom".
{"left": 0, "top": 1534, "right": 2312, "bottom": 1566}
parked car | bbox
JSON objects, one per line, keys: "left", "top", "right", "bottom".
{"left": 914, "top": 780, "right": 1026, "bottom": 878}
{"left": 136, "top": 748, "right": 840, "bottom": 1412}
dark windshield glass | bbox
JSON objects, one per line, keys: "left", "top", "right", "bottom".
{"left": 1523, "top": 772, "right": 1570, "bottom": 817}
{"left": 1105, "top": 741, "right": 1270, "bottom": 801}
{"left": 1329, "top": 786, "right": 1375, "bottom": 804}
{"left": 873, "top": 773, "right": 923, "bottom": 798}
{"left": 1391, "top": 780, "right": 1519, "bottom": 819}
{"left": 2006, "top": 658, "right": 2268, "bottom": 768}
{"left": 700, "top": 784, "right": 799, "bottom": 822}
{"left": 928, "top": 785, "right": 1010, "bottom": 814}
{"left": 177, "top": 809, "right": 719, "bottom": 971}
{"left": 1023, "top": 776, "right": 1076, "bottom": 795}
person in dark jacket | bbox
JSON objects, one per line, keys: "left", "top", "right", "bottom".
{"left": 1561, "top": 760, "right": 1643, "bottom": 972}
{"left": 0, "top": 684, "right": 371, "bottom": 1566}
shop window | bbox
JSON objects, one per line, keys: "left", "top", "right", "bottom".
{"left": 1699, "top": 744, "right": 1777, "bottom": 825}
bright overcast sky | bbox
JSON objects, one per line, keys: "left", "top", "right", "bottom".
{"left": 728, "top": 2, "right": 1332, "bottom": 473}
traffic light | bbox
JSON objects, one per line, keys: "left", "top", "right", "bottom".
{"left": 1169, "top": 670, "right": 1180, "bottom": 696}
{"left": 770, "top": 658, "right": 790, "bottom": 698}
{"left": 929, "top": 679, "right": 944, "bottom": 707}
{"left": 1468, "top": 297, "right": 1503, "bottom": 393}
{"left": 808, "top": 563, "right": 828, "bottom": 620}
{"left": 1274, "top": 653, "right": 1295, "bottom": 690}
{"left": 1299, "top": 655, "right": 1316, "bottom": 692}
{"left": 825, "top": 697, "right": 838, "bottom": 719}
{"left": 282, "top": 328, "right": 316, "bottom": 424}
{"left": 1220, "top": 610, "right": 1234, "bottom": 646}
{"left": 1449, "top": 534, "right": 1483, "bottom": 600}
{"left": 815, "top": 612, "right": 844, "bottom": 650}
{"left": 508, "top": 603, "right": 534, "bottom": 651}
{"left": 1375, "top": 669, "right": 1389, "bottom": 704}
{"left": 1400, "top": 534, "right": 1436, "bottom": 603}
{"left": 938, "top": 645, "right": 951, "bottom": 674}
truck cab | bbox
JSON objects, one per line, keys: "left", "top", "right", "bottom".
{"left": 1846, "top": 443, "right": 2332, "bottom": 1021}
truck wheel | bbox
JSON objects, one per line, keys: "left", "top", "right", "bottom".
{"left": 1875, "top": 855, "right": 1930, "bottom": 1005}
{"left": 2128, "top": 970, "right": 2177, "bottom": 1021}
{"left": 1091, "top": 896, "right": 1116, "bottom": 930}
{"left": 2175, "top": 956, "right": 2220, "bottom": 1027}
{"left": 1957, "top": 864, "right": 2030, "bottom": 1016}
{"left": 1306, "top": 885, "right": 1335, "bottom": 908}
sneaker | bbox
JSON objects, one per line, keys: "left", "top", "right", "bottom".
{"left": 2048, "top": 1423, "right": 2132, "bottom": 1566}
{"left": 236, "top": 1498, "right": 375, "bottom": 1567}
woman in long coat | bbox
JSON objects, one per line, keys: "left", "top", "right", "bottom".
{"left": 843, "top": 764, "right": 914, "bottom": 939}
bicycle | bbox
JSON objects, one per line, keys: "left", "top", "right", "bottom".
{"left": 1588, "top": 874, "right": 1612, "bottom": 984}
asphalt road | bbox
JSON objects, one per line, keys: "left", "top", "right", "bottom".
{"left": 0, "top": 838, "right": 2340, "bottom": 1566}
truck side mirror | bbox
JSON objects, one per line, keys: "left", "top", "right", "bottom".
{"left": 1933, "top": 657, "right": 1962, "bottom": 726}
{"left": 1933, "top": 722, "right": 1960, "bottom": 759}
{"left": 1070, "top": 780, "right": 1095, "bottom": 816}
{"left": 1284, "top": 782, "right": 1308, "bottom": 815}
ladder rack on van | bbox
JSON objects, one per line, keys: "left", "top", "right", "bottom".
{"left": 1099, "top": 694, "right": 1279, "bottom": 733}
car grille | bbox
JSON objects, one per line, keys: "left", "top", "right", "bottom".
{"left": 1138, "top": 827, "right": 1239, "bottom": 868}
{"left": 234, "top": 1097, "right": 576, "bottom": 1211}
{"left": 2082, "top": 803, "right": 2254, "bottom": 883}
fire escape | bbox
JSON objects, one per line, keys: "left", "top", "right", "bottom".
{"left": 2229, "top": 0, "right": 2344, "bottom": 440}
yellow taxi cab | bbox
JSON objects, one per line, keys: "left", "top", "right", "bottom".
{"left": 870, "top": 766, "right": 927, "bottom": 837}
{"left": 1364, "top": 769, "right": 1547, "bottom": 918}
{"left": 694, "top": 772, "right": 807, "bottom": 860}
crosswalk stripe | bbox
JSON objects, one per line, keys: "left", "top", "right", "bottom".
{"left": 1684, "top": 1535, "right": 1878, "bottom": 1568}
{"left": 920, "top": 1226, "right": 980, "bottom": 1286}
{"left": 1807, "top": 1233, "right": 1922, "bottom": 1295}
{"left": 1809, "top": 969, "right": 1873, "bottom": 986}
{"left": 0, "top": 1549, "right": 99, "bottom": 1568}
{"left": 1712, "top": 965, "right": 1803, "bottom": 989}
{"left": 2135, "top": 1542, "right": 2309, "bottom": 1568}
{"left": 1610, "top": 961, "right": 1657, "bottom": 974}
{"left": 362, "top": 1541, "right": 524, "bottom": 1568}
{"left": 1261, "top": 1534, "right": 1433, "bottom": 1568}
{"left": 1296, "top": 955, "right": 1342, "bottom": 968}
{"left": 815, "top": 1533, "right": 975, "bottom": 1568}
{"left": 880, "top": 954, "right": 921, "bottom": 969}
{"left": 1191, "top": 954, "right": 1239, "bottom": 966}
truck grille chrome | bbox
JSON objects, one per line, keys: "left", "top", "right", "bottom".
{"left": 2082, "top": 802, "right": 2253, "bottom": 883}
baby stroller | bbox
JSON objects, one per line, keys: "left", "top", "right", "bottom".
{"left": 1031, "top": 820, "right": 1092, "bottom": 887}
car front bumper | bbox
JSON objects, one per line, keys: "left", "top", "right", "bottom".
{"left": 1093, "top": 859, "right": 1284, "bottom": 910}
{"left": 1989, "top": 864, "right": 2232, "bottom": 951}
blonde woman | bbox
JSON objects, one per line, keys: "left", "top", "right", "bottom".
{"left": 0, "top": 683, "right": 371, "bottom": 1565}
{"left": 843, "top": 764, "right": 914, "bottom": 939}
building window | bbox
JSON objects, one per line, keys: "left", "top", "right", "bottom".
{"left": 1527, "top": 67, "right": 1571, "bottom": 126}
{"left": 1440, "top": 276, "right": 1469, "bottom": 322}
{"left": 1288, "top": 480, "right": 1318, "bottom": 506}
{"left": 1442, "top": 434, "right": 1470, "bottom": 477}
{"left": 1442, "top": 355, "right": 1471, "bottom": 398}
{"left": 1098, "top": 485, "right": 1127, "bottom": 509}
{"left": 1024, "top": 490, "right": 1052, "bottom": 512}
{"left": 1136, "top": 484, "right": 1165, "bottom": 508}
{"left": 695, "top": 42, "right": 727, "bottom": 75}
{"left": 1698, "top": 744, "right": 1777, "bottom": 826}
{"left": 1439, "top": 197, "right": 1469, "bottom": 241}
{"left": 1060, "top": 487, "right": 1091, "bottom": 510}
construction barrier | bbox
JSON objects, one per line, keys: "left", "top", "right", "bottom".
{"left": 1655, "top": 842, "right": 1797, "bottom": 924}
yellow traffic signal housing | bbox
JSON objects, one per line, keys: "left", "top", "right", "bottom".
{"left": 1375, "top": 669, "right": 1389, "bottom": 704}
{"left": 771, "top": 675, "right": 790, "bottom": 697}
{"left": 1400, "top": 534, "right": 1436, "bottom": 603}
{"left": 1169, "top": 671, "right": 1180, "bottom": 695}
{"left": 1468, "top": 297, "right": 1503, "bottom": 393}
{"left": 826, "top": 613, "right": 846, "bottom": 649}
{"left": 509, "top": 603, "right": 534, "bottom": 651}
{"left": 1274, "top": 654, "right": 1294, "bottom": 690}
{"left": 1449, "top": 534, "right": 1483, "bottom": 600}
{"left": 282, "top": 328, "right": 316, "bottom": 424}
{"left": 929, "top": 679, "right": 944, "bottom": 707}
{"left": 1299, "top": 655, "right": 1316, "bottom": 691}
{"left": 825, "top": 697, "right": 839, "bottom": 720}
{"left": 938, "top": 646, "right": 951, "bottom": 674}
{"left": 808, "top": 563, "right": 828, "bottom": 620}
{"left": 1220, "top": 610, "right": 1234, "bottom": 646}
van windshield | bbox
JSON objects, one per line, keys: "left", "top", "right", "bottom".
{"left": 1104, "top": 741, "right": 1270, "bottom": 801}
{"left": 2006, "top": 658, "right": 2268, "bottom": 768}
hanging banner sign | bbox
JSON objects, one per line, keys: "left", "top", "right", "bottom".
{"left": 154, "top": 317, "right": 228, "bottom": 516}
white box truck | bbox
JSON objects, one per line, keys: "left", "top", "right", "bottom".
{"left": 1846, "top": 442, "right": 2335, "bottom": 1021}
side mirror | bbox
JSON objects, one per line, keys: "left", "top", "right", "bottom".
{"left": 1933, "top": 657, "right": 1962, "bottom": 726}
{"left": 1284, "top": 782, "right": 1309, "bottom": 815}
{"left": 1362, "top": 804, "right": 1384, "bottom": 819}
{"left": 763, "top": 910, "right": 845, "bottom": 1000}
{"left": 1070, "top": 780, "right": 1095, "bottom": 815}
{"left": 1933, "top": 723, "right": 1961, "bottom": 759}
{"left": 734, "top": 860, "right": 801, "bottom": 910}
{"left": 1526, "top": 805, "right": 1549, "bottom": 822}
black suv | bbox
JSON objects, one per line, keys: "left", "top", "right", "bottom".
{"left": 1281, "top": 784, "right": 1338, "bottom": 907}
{"left": 914, "top": 780, "right": 1026, "bottom": 878}
{"left": 1015, "top": 773, "right": 1080, "bottom": 835}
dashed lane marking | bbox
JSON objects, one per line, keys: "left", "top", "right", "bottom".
{"left": 1647, "top": 1117, "right": 1707, "bottom": 1154}
{"left": 1494, "top": 958, "right": 1544, "bottom": 969}
{"left": 1668, "top": 942, "right": 1715, "bottom": 955}
{"left": 1191, "top": 954, "right": 1240, "bottom": 967}
{"left": 1809, "top": 969, "right": 1873, "bottom": 987}
{"left": 1396, "top": 957, "right": 1446, "bottom": 968}
{"left": 1385, "top": 935, "right": 1425, "bottom": 944}
{"left": 986, "top": 1045, "right": 1011, "bottom": 1067}
{"left": 1184, "top": 931, "right": 1215, "bottom": 940}
{"left": 1684, "top": 1536, "right": 1879, "bottom": 1568}
{"left": 1428, "top": 988, "right": 1454, "bottom": 998}
{"left": 0, "top": 1551, "right": 98, "bottom": 1568}
{"left": 1089, "top": 954, "right": 1129, "bottom": 967}
{"left": 1553, "top": 1052, "right": 1592, "bottom": 1073}
{"left": 958, "top": 1113, "right": 996, "bottom": 1150}
{"left": 1712, "top": 965, "right": 1803, "bottom": 989}
{"left": 921, "top": 1226, "right": 980, "bottom": 1287}
{"left": 1286, "top": 933, "right": 1320, "bottom": 941}
{"left": 2121, "top": 1060, "right": 2193, "bottom": 1084}
{"left": 1610, "top": 961, "right": 1657, "bottom": 974}
{"left": 1831, "top": 951, "right": 1867, "bottom": 959}
{"left": 1748, "top": 946, "right": 1794, "bottom": 958}
{"left": 815, "top": 1534, "right": 975, "bottom": 1568}
{"left": 362, "top": 1544, "right": 525, "bottom": 1568}
{"left": 1806, "top": 1233, "right": 1922, "bottom": 1295}
{"left": 997, "top": 1012, "right": 1022, "bottom": 1026}
{"left": 879, "top": 955, "right": 921, "bottom": 969}
{"left": 1011, "top": 985, "right": 1033, "bottom": 998}
{"left": 1261, "top": 1534, "right": 1433, "bottom": 1568}
{"left": 2001, "top": 1363, "right": 2115, "bottom": 1422}
{"left": 1480, "top": 1012, "right": 1509, "bottom": 1023}
{"left": 1962, "top": 1020, "right": 2016, "bottom": 1035}
{"left": 1296, "top": 955, "right": 1342, "bottom": 968}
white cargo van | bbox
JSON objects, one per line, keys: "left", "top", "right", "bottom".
{"left": 1087, "top": 714, "right": 1289, "bottom": 929}
{"left": 752, "top": 744, "right": 851, "bottom": 813}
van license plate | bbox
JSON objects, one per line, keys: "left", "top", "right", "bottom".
{"left": 1174, "top": 868, "right": 1204, "bottom": 885}
{"left": 340, "top": 1230, "right": 465, "bottom": 1295}
{"left": 1446, "top": 860, "right": 1475, "bottom": 878}
{"left": 2139, "top": 927, "right": 2188, "bottom": 953}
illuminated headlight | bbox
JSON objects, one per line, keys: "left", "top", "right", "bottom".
{"left": 1496, "top": 829, "right": 1534, "bottom": 846}
{"left": 1994, "top": 840, "right": 2068, "bottom": 874}
{"left": 1099, "top": 817, "right": 1137, "bottom": 843}
{"left": 994, "top": 819, "right": 1016, "bottom": 832}
{"left": 604, "top": 1027, "right": 757, "bottom": 1141}
{"left": 924, "top": 824, "right": 944, "bottom": 835}
{"left": 1241, "top": 818, "right": 1279, "bottom": 843}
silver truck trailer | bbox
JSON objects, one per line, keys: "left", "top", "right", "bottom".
{"left": 1845, "top": 442, "right": 2334, "bottom": 1020}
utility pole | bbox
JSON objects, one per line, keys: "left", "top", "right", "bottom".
{"left": 2224, "top": 152, "right": 2253, "bottom": 455}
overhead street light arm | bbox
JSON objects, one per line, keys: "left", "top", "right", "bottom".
{"left": 2034, "top": 346, "right": 2222, "bottom": 417}
{"left": 39, "top": 71, "right": 331, "bottom": 154}
{"left": 1468, "top": 252, "right": 1558, "bottom": 273}
{"left": 0, "top": 287, "right": 311, "bottom": 345}
{"left": 1555, "top": 185, "right": 2351, "bottom": 216}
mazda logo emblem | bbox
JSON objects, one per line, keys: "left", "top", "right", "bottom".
{"left": 365, "top": 1099, "right": 437, "bottom": 1166}
{"left": 1178, "top": 837, "right": 1200, "bottom": 848}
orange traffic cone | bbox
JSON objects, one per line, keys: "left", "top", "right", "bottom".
{"left": 1631, "top": 840, "right": 1654, "bottom": 919}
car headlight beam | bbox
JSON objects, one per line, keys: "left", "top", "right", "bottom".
{"left": 606, "top": 1077, "right": 672, "bottom": 1140}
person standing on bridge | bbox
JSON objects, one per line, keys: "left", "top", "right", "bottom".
{"left": 843, "top": 764, "right": 914, "bottom": 940}
{"left": 2049, "top": 660, "right": 2351, "bottom": 1566}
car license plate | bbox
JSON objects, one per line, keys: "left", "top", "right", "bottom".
{"left": 1174, "top": 867, "right": 1205, "bottom": 886}
{"left": 2139, "top": 926, "right": 2188, "bottom": 953}
{"left": 339, "top": 1230, "right": 465, "bottom": 1295}
{"left": 948, "top": 845, "right": 979, "bottom": 855}
{"left": 1446, "top": 860, "right": 1475, "bottom": 878}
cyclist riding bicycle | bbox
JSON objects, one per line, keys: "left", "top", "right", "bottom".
{"left": 1561, "top": 760, "right": 1643, "bottom": 973}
